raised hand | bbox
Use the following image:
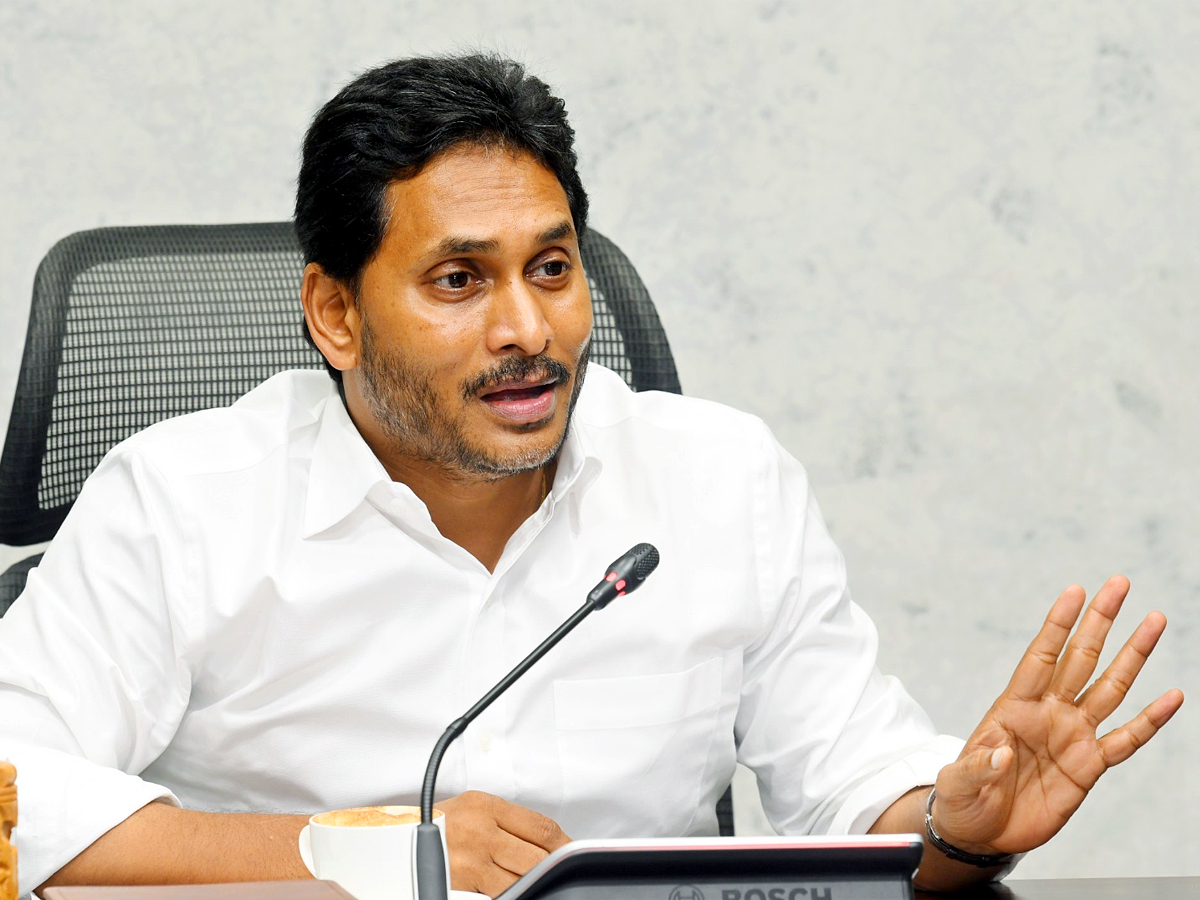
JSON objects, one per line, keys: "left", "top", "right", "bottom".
{"left": 929, "top": 575, "right": 1184, "bottom": 856}
{"left": 438, "top": 790, "right": 570, "bottom": 897}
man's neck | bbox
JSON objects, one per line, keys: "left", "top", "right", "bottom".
{"left": 381, "top": 458, "right": 552, "bottom": 572}
{"left": 339, "top": 385, "right": 559, "bottom": 571}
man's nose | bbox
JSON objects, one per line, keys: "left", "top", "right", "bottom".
{"left": 487, "top": 278, "right": 552, "bottom": 356}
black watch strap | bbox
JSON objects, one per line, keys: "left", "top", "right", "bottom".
{"left": 924, "top": 787, "right": 1016, "bottom": 868}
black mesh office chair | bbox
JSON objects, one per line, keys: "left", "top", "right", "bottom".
{"left": 0, "top": 222, "right": 681, "bottom": 589}
{"left": 0, "top": 222, "right": 736, "bottom": 834}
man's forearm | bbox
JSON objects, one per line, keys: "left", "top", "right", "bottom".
{"left": 869, "top": 787, "right": 1010, "bottom": 892}
{"left": 40, "top": 800, "right": 311, "bottom": 890}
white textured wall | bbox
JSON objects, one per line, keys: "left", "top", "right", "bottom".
{"left": 2, "top": 0, "right": 1196, "bottom": 880}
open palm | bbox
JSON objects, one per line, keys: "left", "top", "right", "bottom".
{"left": 929, "top": 575, "right": 1184, "bottom": 856}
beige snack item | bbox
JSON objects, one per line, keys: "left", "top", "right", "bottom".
{"left": 312, "top": 806, "right": 429, "bottom": 828}
{"left": 0, "top": 762, "right": 15, "bottom": 900}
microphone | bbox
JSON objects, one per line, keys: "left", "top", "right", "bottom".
{"left": 586, "top": 542, "right": 660, "bottom": 608}
{"left": 414, "top": 543, "right": 661, "bottom": 900}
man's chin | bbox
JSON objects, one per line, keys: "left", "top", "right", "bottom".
{"left": 459, "top": 417, "right": 569, "bottom": 478}
{"left": 453, "top": 362, "right": 584, "bottom": 478}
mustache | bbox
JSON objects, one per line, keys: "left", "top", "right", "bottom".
{"left": 461, "top": 355, "right": 573, "bottom": 400}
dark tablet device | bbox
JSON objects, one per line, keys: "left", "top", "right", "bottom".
{"left": 497, "top": 834, "right": 925, "bottom": 900}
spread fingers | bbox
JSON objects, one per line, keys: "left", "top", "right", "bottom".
{"left": 1076, "top": 610, "right": 1167, "bottom": 725}
{"left": 1097, "top": 688, "right": 1185, "bottom": 768}
{"left": 1005, "top": 584, "right": 1087, "bottom": 701}
{"left": 1044, "top": 575, "right": 1129, "bottom": 702}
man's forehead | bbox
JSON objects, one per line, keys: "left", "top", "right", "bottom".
{"left": 377, "top": 146, "right": 576, "bottom": 260}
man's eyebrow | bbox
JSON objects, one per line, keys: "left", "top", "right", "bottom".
{"left": 431, "top": 236, "right": 500, "bottom": 257}
{"left": 426, "top": 221, "right": 575, "bottom": 261}
{"left": 536, "top": 221, "right": 575, "bottom": 245}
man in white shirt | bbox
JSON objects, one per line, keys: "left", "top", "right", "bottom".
{"left": 0, "top": 53, "right": 1183, "bottom": 897}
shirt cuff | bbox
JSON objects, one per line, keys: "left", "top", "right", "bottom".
{"left": 827, "top": 734, "right": 963, "bottom": 835}
{"left": 6, "top": 741, "right": 178, "bottom": 891}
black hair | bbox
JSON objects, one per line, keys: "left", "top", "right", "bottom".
{"left": 294, "top": 53, "right": 590, "bottom": 383}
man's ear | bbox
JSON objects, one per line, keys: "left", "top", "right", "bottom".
{"left": 301, "top": 263, "right": 360, "bottom": 373}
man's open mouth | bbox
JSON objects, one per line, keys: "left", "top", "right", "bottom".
{"left": 481, "top": 382, "right": 556, "bottom": 403}
{"left": 478, "top": 379, "right": 561, "bottom": 424}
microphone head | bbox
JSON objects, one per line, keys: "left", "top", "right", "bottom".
{"left": 630, "top": 543, "right": 660, "bottom": 581}
{"left": 587, "top": 542, "right": 661, "bottom": 608}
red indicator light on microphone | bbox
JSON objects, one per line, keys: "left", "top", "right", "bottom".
{"left": 587, "top": 544, "right": 660, "bottom": 609}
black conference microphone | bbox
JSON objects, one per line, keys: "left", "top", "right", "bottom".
{"left": 414, "top": 543, "right": 661, "bottom": 900}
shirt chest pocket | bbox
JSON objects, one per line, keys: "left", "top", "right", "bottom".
{"left": 552, "top": 657, "right": 724, "bottom": 836}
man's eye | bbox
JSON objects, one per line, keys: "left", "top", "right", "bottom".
{"left": 536, "top": 260, "right": 568, "bottom": 278}
{"left": 436, "top": 271, "right": 472, "bottom": 289}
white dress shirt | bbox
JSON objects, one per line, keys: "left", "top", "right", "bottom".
{"left": 0, "top": 365, "right": 961, "bottom": 889}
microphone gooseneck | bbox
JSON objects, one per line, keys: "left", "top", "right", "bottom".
{"left": 415, "top": 543, "right": 660, "bottom": 900}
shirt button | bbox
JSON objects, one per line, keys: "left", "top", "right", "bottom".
{"left": 478, "top": 730, "right": 492, "bottom": 752}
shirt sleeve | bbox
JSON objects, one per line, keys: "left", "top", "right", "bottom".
{"left": 735, "top": 425, "right": 963, "bottom": 836}
{"left": 0, "top": 445, "right": 191, "bottom": 890}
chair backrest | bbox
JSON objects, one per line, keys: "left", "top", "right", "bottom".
{"left": 0, "top": 222, "right": 681, "bottom": 553}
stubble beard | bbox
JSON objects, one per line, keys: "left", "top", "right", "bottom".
{"left": 357, "top": 313, "right": 590, "bottom": 482}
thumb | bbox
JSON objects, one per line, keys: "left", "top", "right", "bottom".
{"left": 944, "top": 742, "right": 1013, "bottom": 806}
{"left": 964, "top": 743, "right": 1013, "bottom": 790}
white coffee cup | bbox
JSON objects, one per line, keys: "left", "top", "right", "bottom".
{"left": 297, "top": 805, "right": 456, "bottom": 900}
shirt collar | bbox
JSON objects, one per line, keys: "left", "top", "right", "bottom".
{"left": 302, "top": 389, "right": 392, "bottom": 538}
{"left": 547, "top": 409, "right": 602, "bottom": 504}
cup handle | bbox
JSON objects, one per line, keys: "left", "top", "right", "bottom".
{"left": 297, "top": 825, "right": 316, "bottom": 876}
